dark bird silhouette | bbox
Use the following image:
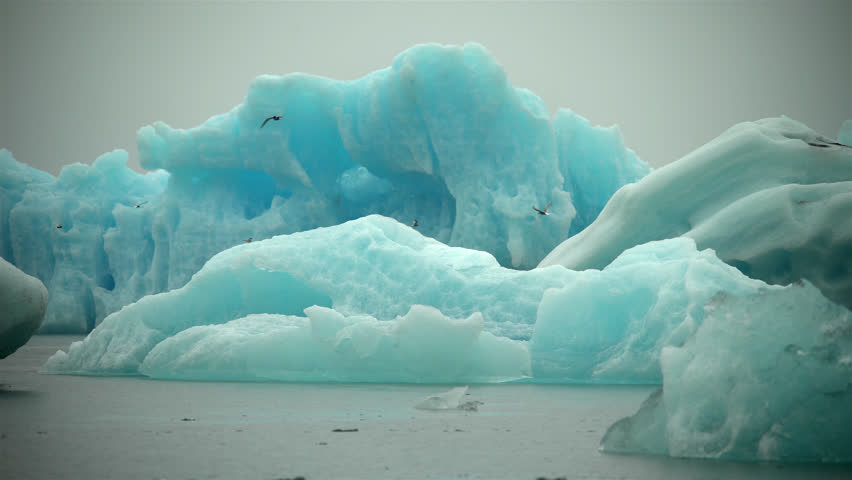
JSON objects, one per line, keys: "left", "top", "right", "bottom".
{"left": 135, "top": 201, "right": 148, "bottom": 208}
{"left": 412, "top": 219, "right": 419, "bottom": 228}
{"left": 808, "top": 136, "right": 851, "bottom": 149}
{"left": 260, "top": 115, "right": 283, "bottom": 128}
{"left": 56, "top": 224, "right": 63, "bottom": 229}
{"left": 244, "top": 237, "right": 253, "bottom": 243}
{"left": 532, "top": 201, "right": 552, "bottom": 216}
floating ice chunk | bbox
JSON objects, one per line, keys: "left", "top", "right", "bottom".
{"left": 43, "top": 215, "right": 575, "bottom": 377}
{"left": 415, "top": 386, "right": 470, "bottom": 410}
{"left": 45, "top": 217, "right": 805, "bottom": 385}
{"left": 601, "top": 281, "right": 852, "bottom": 463}
{"left": 136, "top": 305, "right": 530, "bottom": 384}
{"left": 531, "top": 237, "right": 772, "bottom": 383}
{"left": 0, "top": 257, "right": 48, "bottom": 358}
{"left": 540, "top": 117, "right": 852, "bottom": 309}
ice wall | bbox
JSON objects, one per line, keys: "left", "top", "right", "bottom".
{"left": 137, "top": 42, "right": 648, "bottom": 269}
{"left": 601, "top": 282, "right": 852, "bottom": 463}
{"left": 1, "top": 43, "right": 648, "bottom": 333}
{"left": 540, "top": 117, "right": 852, "bottom": 310}
{"left": 44, "top": 215, "right": 799, "bottom": 385}
{"left": 2, "top": 150, "right": 167, "bottom": 332}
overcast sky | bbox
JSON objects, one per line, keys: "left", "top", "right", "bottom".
{"left": 1, "top": 0, "right": 850, "bottom": 176}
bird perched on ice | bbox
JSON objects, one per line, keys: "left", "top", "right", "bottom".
{"left": 244, "top": 237, "right": 253, "bottom": 243}
{"left": 412, "top": 219, "right": 419, "bottom": 228}
{"left": 260, "top": 115, "right": 283, "bottom": 128}
{"left": 532, "top": 201, "right": 552, "bottom": 216}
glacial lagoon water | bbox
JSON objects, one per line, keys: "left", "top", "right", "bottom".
{"left": 3, "top": 336, "right": 851, "bottom": 480}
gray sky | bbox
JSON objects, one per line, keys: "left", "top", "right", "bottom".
{"left": 1, "top": 0, "right": 850, "bottom": 175}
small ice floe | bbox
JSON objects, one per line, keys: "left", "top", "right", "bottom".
{"left": 415, "top": 386, "right": 482, "bottom": 411}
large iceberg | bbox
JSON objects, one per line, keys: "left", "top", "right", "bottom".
{"left": 540, "top": 117, "right": 852, "bottom": 310}
{"left": 601, "top": 282, "right": 852, "bottom": 463}
{"left": 0, "top": 256, "right": 48, "bottom": 358}
{"left": 45, "top": 215, "right": 797, "bottom": 386}
{"left": 1, "top": 43, "right": 648, "bottom": 333}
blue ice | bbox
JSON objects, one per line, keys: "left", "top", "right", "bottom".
{"left": 0, "top": 43, "right": 648, "bottom": 333}
{"left": 4, "top": 42, "right": 852, "bottom": 464}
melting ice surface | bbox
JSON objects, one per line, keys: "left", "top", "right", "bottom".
{"left": 0, "top": 42, "right": 648, "bottom": 333}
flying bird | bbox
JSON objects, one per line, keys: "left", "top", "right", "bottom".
{"left": 135, "top": 201, "right": 148, "bottom": 208}
{"left": 807, "top": 135, "right": 851, "bottom": 149}
{"left": 532, "top": 201, "right": 552, "bottom": 216}
{"left": 56, "top": 224, "right": 63, "bottom": 229}
{"left": 412, "top": 219, "right": 419, "bottom": 228}
{"left": 808, "top": 141, "right": 851, "bottom": 149}
{"left": 260, "top": 115, "right": 283, "bottom": 128}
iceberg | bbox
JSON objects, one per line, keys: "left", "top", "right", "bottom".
{"left": 45, "top": 215, "right": 807, "bottom": 387}
{"left": 1, "top": 149, "right": 168, "bottom": 332}
{"left": 0, "top": 257, "right": 48, "bottom": 358}
{"left": 42, "top": 215, "right": 575, "bottom": 377}
{"left": 540, "top": 117, "right": 852, "bottom": 310}
{"left": 601, "top": 282, "right": 852, "bottom": 463}
{"left": 531, "top": 237, "right": 774, "bottom": 384}
{"left": 140, "top": 307, "right": 529, "bottom": 384}
{"left": 1, "top": 43, "right": 648, "bottom": 333}
{"left": 415, "top": 386, "right": 471, "bottom": 410}
{"left": 7, "top": 40, "right": 850, "bottom": 464}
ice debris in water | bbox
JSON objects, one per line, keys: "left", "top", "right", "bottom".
{"left": 42, "top": 213, "right": 820, "bottom": 390}
{"left": 415, "top": 386, "right": 470, "bottom": 410}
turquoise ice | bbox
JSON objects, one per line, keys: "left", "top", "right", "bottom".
{"left": 5, "top": 41, "right": 852, "bottom": 464}
{"left": 540, "top": 116, "right": 852, "bottom": 310}
{"left": 601, "top": 282, "right": 852, "bottom": 463}
{"left": 44, "top": 216, "right": 790, "bottom": 387}
{"left": 0, "top": 43, "right": 648, "bottom": 333}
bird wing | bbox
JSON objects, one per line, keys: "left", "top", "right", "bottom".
{"left": 261, "top": 117, "right": 272, "bottom": 128}
{"left": 544, "top": 201, "right": 552, "bottom": 212}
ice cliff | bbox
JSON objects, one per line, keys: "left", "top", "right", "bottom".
{"left": 0, "top": 43, "right": 648, "bottom": 333}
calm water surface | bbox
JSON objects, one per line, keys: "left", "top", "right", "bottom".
{"left": 1, "top": 335, "right": 850, "bottom": 480}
